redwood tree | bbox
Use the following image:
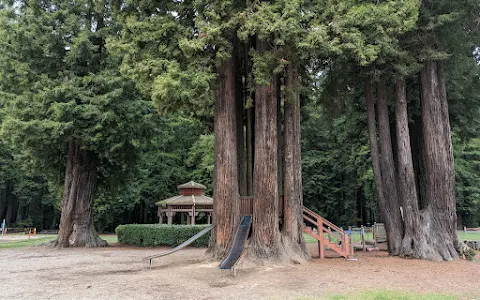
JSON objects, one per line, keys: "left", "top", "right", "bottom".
{"left": 376, "top": 78, "right": 404, "bottom": 255}
{"left": 282, "top": 61, "right": 308, "bottom": 260}
{"left": 0, "top": 1, "right": 153, "bottom": 247}
{"left": 250, "top": 37, "right": 283, "bottom": 259}
{"left": 210, "top": 50, "right": 241, "bottom": 258}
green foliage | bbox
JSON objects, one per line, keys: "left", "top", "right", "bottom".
{"left": 455, "top": 138, "right": 480, "bottom": 227}
{"left": 186, "top": 134, "right": 214, "bottom": 195}
{"left": 302, "top": 96, "right": 376, "bottom": 226}
{"left": 93, "top": 116, "right": 213, "bottom": 232}
{"left": 0, "top": 0, "right": 154, "bottom": 189}
{"left": 108, "top": 0, "right": 216, "bottom": 118}
{"left": 115, "top": 224, "right": 210, "bottom": 247}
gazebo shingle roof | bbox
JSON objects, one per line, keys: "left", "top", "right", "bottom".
{"left": 177, "top": 181, "right": 207, "bottom": 190}
{"left": 155, "top": 194, "right": 213, "bottom": 206}
{"left": 156, "top": 181, "right": 212, "bottom": 207}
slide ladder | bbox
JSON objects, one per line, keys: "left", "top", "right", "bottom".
{"left": 302, "top": 207, "right": 354, "bottom": 259}
{"left": 145, "top": 224, "right": 216, "bottom": 266}
{"left": 219, "top": 215, "right": 252, "bottom": 270}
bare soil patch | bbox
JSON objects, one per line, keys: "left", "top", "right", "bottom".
{"left": 1, "top": 243, "right": 479, "bottom": 300}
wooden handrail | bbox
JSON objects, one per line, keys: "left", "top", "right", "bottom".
{"left": 302, "top": 206, "right": 354, "bottom": 259}
{"left": 303, "top": 207, "right": 345, "bottom": 237}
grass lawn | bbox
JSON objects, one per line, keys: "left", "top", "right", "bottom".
{"left": 0, "top": 235, "right": 57, "bottom": 249}
{"left": 457, "top": 231, "right": 480, "bottom": 241}
{"left": 0, "top": 234, "right": 118, "bottom": 249}
{"left": 304, "top": 230, "right": 480, "bottom": 244}
{"left": 311, "top": 290, "right": 458, "bottom": 300}
{"left": 303, "top": 232, "right": 374, "bottom": 244}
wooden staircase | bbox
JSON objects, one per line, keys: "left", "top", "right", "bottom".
{"left": 303, "top": 206, "right": 354, "bottom": 259}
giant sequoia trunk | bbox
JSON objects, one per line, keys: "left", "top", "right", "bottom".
{"left": 417, "top": 61, "right": 458, "bottom": 260}
{"left": 250, "top": 38, "right": 283, "bottom": 259}
{"left": 209, "top": 54, "right": 241, "bottom": 259}
{"left": 282, "top": 62, "right": 309, "bottom": 261}
{"left": 375, "top": 79, "right": 404, "bottom": 255}
{"left": 54, "top": 140, "right": 106, "bottom": 247}
{"left": 394, "top": 79, "right": 428, "bottom": 256}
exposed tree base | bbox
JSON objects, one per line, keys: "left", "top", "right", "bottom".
{"left": 207, "top": 242, "right": 231, "bottom": 261}
{"left": 280, "top": 235, "right": 310, "bottom": 264}
{"left": 399, "top": 210, "right": 458, "bottom": 261}
{"left": 247, "top": 234, "right": 309, "bottom": 265}
{"left": 53, "top": 225, "right": 107, "bottom": 248}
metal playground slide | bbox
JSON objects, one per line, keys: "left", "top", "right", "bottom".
{"left": 145, "top": 224, "right": 216, "bottom": 266}
{"left": 219, "top": 215, "right": 252, "bottom": 270}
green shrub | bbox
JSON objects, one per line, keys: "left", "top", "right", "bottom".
{"left": 115, "top": 224, "right": 210, "bottom": 247}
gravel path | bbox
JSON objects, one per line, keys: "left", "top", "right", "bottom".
{"left": 1, "top": 244, "right": 479, "bottom": 300}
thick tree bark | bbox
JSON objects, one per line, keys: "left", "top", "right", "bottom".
{"left": 394, "top": 79, "right": 428, "bottom": 256}
{"left": 365, "top": 80, "right": 387, "bottom": 226}
{"left": 437, "top": 63, "right": 457, "bottom": 245}
{"left": 246, "top": 106, "right": 254, "bottom": 196}
{"left": 418, "top": 61, "right": 458, "bottom": 260}
{"left": 54, "top": 140, "right": 106, "bottom": 247}
{"left": 209, "top": 54, "right": 241, "bottom": 259}
{"left": 376, "top": 78, "right": 404, "bottom": 255}
{"left": 282, "top": 61, "right": 309, "bottom": 261}
{"left": 250, "top": 38, "right": 283, "bottom": 259}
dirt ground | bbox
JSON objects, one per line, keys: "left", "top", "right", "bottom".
{"left": 1, "top": 243, "right": 479, "bottom": 300}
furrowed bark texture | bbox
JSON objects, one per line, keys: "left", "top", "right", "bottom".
{"left": 54, "top": 140, "right": 106, "bottom": 247}
{"left": 418, "top": 61, "right": 458, "bottom": 260}
{"left": 250, "top": 38, "right": 283, "bottom": 260}
{"left": 394, "top": 79, "right": 428, "bottom": 257}
{"left": 376, "top": 79, "right": 404, "bottom": 255}
{"left": 246, "top": 106, "right": 254, "bottom": 196}
{"left": 210, "top": 54, "right": 241, "bottom": 259}
{"left": 365, "top": 81, "right": 387, "bottom": 231}
{"left": 282, "top": 62, "right": 309, "bottom": 261}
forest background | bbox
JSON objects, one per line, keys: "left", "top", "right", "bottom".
{"left": 0, "top": 0, "right": 479, "bottom": 234}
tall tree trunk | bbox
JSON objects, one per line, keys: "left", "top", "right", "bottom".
{"left": 209, "top": 53, "right": 241, "bottom": 259}
{"left": 236, "top": 39, "right": 248, "bottom": 197}
{"left": 376, "top": 78, "right": 404, "bottom": 255}
{"left": 365, "top": 80, "right": 387, "bottom": 225}
{"left": 277, "top": 75, "right": 283, "bottom": 197}
{"left": 418, "top": 61, "right": 458, "bottom": 260}
{"left": 0, "top": 181, "right": 9, "bottom": 221}
{"left": 246, "top": 106, "right": 254, "bottom": 196}
{"left": 437, "top": 62, "right": 457, "bottom": 247}
{"left": 282, "top": 61, "right": 309, "bottom": 261}
{"left": 54, "top": 140, "right": 106, "bottom": 247}
{"left": 395, "top": 79, "right": 428, "bottom": 256}
{"left": 246, "top": 36, "right": 255, "bottom": 197}
{"left": 4, "top": 182, "right": 15, "bottom": 225}
{"left": 410, "top": 119, "right": 428, "bottom": 210}
{"left": 250, "top": 37, "right": 283, "bottom": 259}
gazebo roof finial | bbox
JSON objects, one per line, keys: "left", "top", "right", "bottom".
{"left": 177, "top": 181, "right": 207, "bottom": 190}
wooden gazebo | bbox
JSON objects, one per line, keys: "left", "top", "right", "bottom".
{"left": 156, "top": 181, "right": 213, "bottom": 225}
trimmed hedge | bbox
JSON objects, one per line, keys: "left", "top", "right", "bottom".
{"left": 115, "top": 224, "right": 210, "bottom": 247}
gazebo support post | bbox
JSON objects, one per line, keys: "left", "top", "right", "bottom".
{"left": 159, "top": 212, "right": 164, "bottom": 224}
{"left": 167, "top": 206, "right": 174, "bottom": 225}
{"left": 189, "top": 207, "right": 196, "bottom": 225}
